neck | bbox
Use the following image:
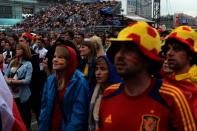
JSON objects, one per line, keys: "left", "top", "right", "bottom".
{"left": 56, "top": 70, "right": 66, "bottom": 78}
{"left": 124, "top": 71, "right": 152, "bottom": 97}
{"left": 17, "top": 57, "right": 22, "bottom": 63}
{"left": 175, "top": 64, "right": 191, "bottom": 75}
{"left": 56, "top": 70, "right": 67, "bottom": 91}
{"left": 100, "top": 82, "right": 110, "bottom": 90}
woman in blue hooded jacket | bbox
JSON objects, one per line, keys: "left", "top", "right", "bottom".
{"left": 88, "top": 55, "right": 122, "bottom": 131}
{"left": 39, "top": 43, "right": 89, "bottom": 131}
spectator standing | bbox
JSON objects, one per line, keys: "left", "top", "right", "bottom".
{"left": 0, "top": 32, "right": 6, "bottom": 53}
{"left": 0, "top": 39, "right": 7, "bottom": 54}
{"left": 74, "top": 32, "right": 85, "bottom": 50}
{"left": 19, "top": 33, "right": 42, "bottom": 122}
{"left": 7, "top": 34, "right": 18, "bottom": 57}
{"left": 88, "top": 55, "right": 122, "bottom": 131}
{"left": 98, "top": 21, "right": 196, "bottom": 131}
{"left": 4, "top": 44, "right": 33, "bottom": 130}
{"left": 161, "top": 25, "right": 197, "bottom": 121}
{"left": 39, "top": 43, "right": 89, "bottom": 131}
{"left": 34, "top": 36, "right": 48, "bottom": 71}
{"left": 79, "top": 38, "right": 97, "bottom": 96}
{"left": 2, "top": 40, "right": 13, "bottom": 64}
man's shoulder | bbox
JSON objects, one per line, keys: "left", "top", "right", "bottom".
{"left": 159, "top": 81, "right": 189, "bottom": 103}
{"left": 160, "top": 80, "right": 196, "bottom": 129}
{"left": 160, "top": 81, "right": 185, "bottom": 93}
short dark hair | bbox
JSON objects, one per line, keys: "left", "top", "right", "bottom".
{"left": 161, "top": 38, "right": 196, "bottom": 65}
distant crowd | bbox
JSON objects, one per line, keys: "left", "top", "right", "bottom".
{"left": 12, "top": 1, "right": 118, "bottom": 33}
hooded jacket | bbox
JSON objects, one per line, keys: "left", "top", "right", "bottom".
{"left": 88, "top": 56, "right": 122, "bottom": 131}
{"left": 39, "top": 45, "right": 89, "bottom": 131}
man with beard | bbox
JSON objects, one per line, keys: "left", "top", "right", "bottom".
{"left": 161, "top": 25, "right": 197, "bottom": 121}
{"left": 97, "top": 22, "right": 196, "bottom": 131}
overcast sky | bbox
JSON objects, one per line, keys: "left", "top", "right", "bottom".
{"left": 161, "top": 0, "right": 197, "bottom": 17}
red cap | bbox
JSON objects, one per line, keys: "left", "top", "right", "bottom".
{"left": 22, "top": 32, "right": 33, "bottom": 41}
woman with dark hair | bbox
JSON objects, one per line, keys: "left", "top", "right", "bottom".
{"left": 88, "top": 55, "right": 122, "bottom": 131}
{"left": 19, "top": 33, "right": 42, "bottom": 122}
{"left": 79, "top": 38, "right": 97, "bottom": 96}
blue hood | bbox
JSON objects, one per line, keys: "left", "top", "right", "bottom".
{"left": 97, "top": 55, "right": 122, "bottom": 85}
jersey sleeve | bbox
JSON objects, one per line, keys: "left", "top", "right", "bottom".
{"left": 160, "top": 83, "right": 196, "bottom": 131}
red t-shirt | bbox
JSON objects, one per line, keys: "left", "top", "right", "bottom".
{"left": 51, "top": 88, "right": 66, "bottom": 131}
{"left": 99, "top": 79, "right": 195, "bottom": 131}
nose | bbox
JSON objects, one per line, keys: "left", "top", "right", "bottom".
{"left": 115, "top": 48, "right": 124, "bottom": 59}
{"left": 95, "top": 69, "right": 101, "bottom": 76}
{"left": 166, "top": 48, "right": 175, "bottom": 57}
{"left": 79, "top": 47, "right": 83, "bottom": 52}
{"left": 52, "top": 57, "right": 58, "bottom": 63}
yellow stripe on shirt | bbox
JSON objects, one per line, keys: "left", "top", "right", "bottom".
{"left": 160, "top": 84, "right": 196, "bottom": 131}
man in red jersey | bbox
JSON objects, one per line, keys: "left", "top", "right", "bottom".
{"left": 97, "top": 21, "right": 196, "bottom": 131}
{"left": 161, "top": 25, "right": 197, "bottom": 121}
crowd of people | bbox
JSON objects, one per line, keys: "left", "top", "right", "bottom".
{"left": 12, "top": 1, "right": 118, "bottom": 34}
{"left": 0, "top": 1, "right": 196, "bottom": 131}
{"left": 1, "top": 20, "right": 197, "bottom": 131}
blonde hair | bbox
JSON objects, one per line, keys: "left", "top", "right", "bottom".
{"left": 90, "top": 35, "right": 106, "bottom": 57}
{"left": 82, "top": 38, "right": 97, "bottom": 63}
{"left": 54, "top": 46, "right": 69, "bottom": 90}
